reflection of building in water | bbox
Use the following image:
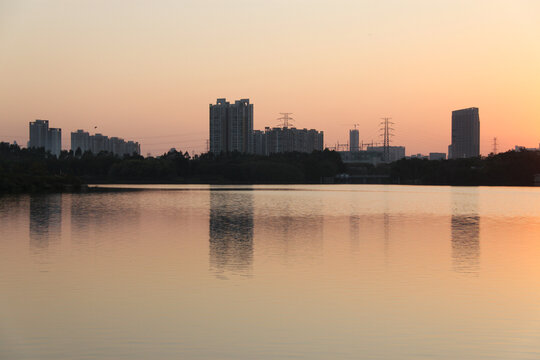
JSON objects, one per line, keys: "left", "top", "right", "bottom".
{"left": 349, "top": 215, "right": 360, "bottom": 251}
{"left": 29, "top": 194, "right": 62, "bottom": 252}
{"left": 451, "top": 189, "right": 480, "bottom": 274}
{"left": 451, "top": 215, "right": 480, "bottom": 274}
{"left": 70, "top": 193, "right": 142, "bottom": 247}
{"left": 209, "top": 191, "right": 254, "bottom": 277}
{"left": 255, "top": 212, "right": 324, "bottom": 264}
{"left": 346, "top": 213, "right": 392, "bottom": 259}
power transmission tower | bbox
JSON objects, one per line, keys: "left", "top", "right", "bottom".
{"left": 379, "top": 117, "right": 394, "bottom": 162}
{"left": 277, "top": 113, "right": 294, "bottom": 128}
{"left": 492, "top": 137, "right": 498, "bottom": 155}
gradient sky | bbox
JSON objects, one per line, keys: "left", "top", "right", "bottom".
{"left": 0, "top": 0, "right": 539, "bottom": 156}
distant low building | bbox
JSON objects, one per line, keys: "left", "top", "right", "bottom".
{"left": 429, "top": 152, "right": 446, "bottom": 161}
{"left": 338, "top": 150, "right": 383, "bottom": 165}
{"left": 349, "top": 129, "right": 360, "bottom": 152}
{"left": 408, "top": 154, "right": 428, "bottom": 160}
{"left": 253, "top": 126, "right": 324, "bottom": 155}
{"left": 366, "top": 146, "right": 406, "bottom": 163}
{"left": 515, "top": 145, "right": 540, "bottom": 152}
{"left": 71, "top": 130, "right": 140, "bottom": 156}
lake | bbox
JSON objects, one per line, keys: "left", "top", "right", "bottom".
{"left": 1, "top": 185, "right": 540, "bottom": 359}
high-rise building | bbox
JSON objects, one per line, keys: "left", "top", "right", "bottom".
{"left": 71, "top": 130, "right": 91, "bottom": 153}
{"left": 28, "top": 119, "right": 62, "bottom": 157}
{"left": 349, "top": 129, "right": 359, "bottom": 152}
{"left": 91, "top": 133, "right": 109, "bottom": 154}
{"left": 209, "top": 98, "right": 253, "bottom": 153}
{"left": 252, "top": 130, "right": 267, "bottom": 155}
{"left": 29, "top": 120, "right": 49, "bottom": 149}
{"left": 209, "top": 98, "right": 229, "bottom": 153}
{"left": 49, "top": 128, "right": 62, "bottom": 157}
{"left": 449, "top": 107, "right": 480, "bottom": 159}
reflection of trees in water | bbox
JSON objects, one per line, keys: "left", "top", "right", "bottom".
{"left": 209, "top": 191, "right": 254, "bottom": 277}
{"left": 451, "top": 215, "right": 480, "bottom": 275}
{"left": 29, "top": 194, "right": 62, "bottom": 253}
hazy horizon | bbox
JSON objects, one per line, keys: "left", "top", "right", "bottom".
{"left": 1, "top": 0, "right": 539, "bottom": 156}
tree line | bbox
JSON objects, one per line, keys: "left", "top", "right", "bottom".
{"left": 0, "top": 143, "right": 345, "bottom": 192}
{"left": 389, "top": 150, "right": 540, "bottom": 186}
{"left": 2, "top": 142, "right": 539, "bottom": 193}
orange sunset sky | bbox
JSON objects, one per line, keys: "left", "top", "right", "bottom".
{"left": 0, "top": 0, "right": 539, "bottom": 156}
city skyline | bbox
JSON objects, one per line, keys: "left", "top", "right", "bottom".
{"left": 15, "top": 102, "right": 539, "bottom": 159}
{"left": 1, "top": 1, "right": 539, "bottom": 155}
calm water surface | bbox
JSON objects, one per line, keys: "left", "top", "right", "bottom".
{"left": 1, "top": 185, "right": 540, "bottom": 359}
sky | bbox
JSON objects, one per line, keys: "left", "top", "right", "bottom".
{"left": 0, "top": 0, "right": 539, "bottom": 156}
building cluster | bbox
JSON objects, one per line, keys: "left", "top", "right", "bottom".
{"left": 339, "top": 145, "right": 406, "bottom": 164}
{"left": 253, "top": 127, "right": 324, "bottom": 155}
{"left": 28, "top": 120, "right": 62, "bottom": 157}
{"left": 514, "top": 144, "right": 540, "bottom": 152}
{"left": 339, "top": 106, "right": 485, "bottom": 164}
{"left": 340, "top": 125, "right": 406, "bottom": 164}
{"left": 209, "top": 98, "right": 324, "bottom": 155}
{"left": 27, "top": 120, "right": 140, "bottom": 157}
{"left": 71, "top": 130, "right": 140, "bottom": 156}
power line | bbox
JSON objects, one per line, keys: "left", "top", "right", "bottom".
{"left": 277, "top": 113, "right": 294, "bottom": 128}
{"left": 129, "top": 131, "right": 208, "bottom": 140}
{"left": 143, "top": 138, "right": 205, "bottom": 146}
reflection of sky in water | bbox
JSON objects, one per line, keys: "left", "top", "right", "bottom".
{"left": 0, "top": 186, "right": 539, "bottom": 360}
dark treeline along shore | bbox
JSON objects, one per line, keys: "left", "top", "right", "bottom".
{"left": 1, "top": 142, "right": 539, "bottom": 193}
{"left": 0, "top": 142, "right": 345, "bottom": 192}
